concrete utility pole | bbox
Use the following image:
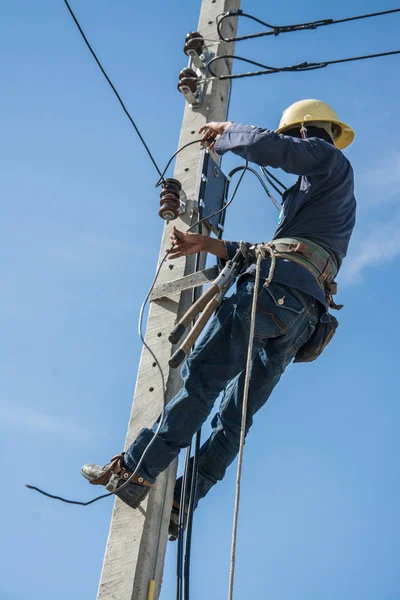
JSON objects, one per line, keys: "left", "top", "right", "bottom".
{"left": 97, "top": 2, "right": 240, "bottom": 599}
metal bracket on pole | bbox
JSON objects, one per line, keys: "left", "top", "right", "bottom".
{"left": 150, "top": 265, "right": 219, "bottom": 301}
{"left": 194, "top": 151, "right": 228, "bottom": 235}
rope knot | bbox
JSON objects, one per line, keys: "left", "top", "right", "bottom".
{"left": 254, "top": 242, "right": 277, "bottom": 286}
{"left": 239, "top": 241, "right": 278, "bottom": 287}
{"left": 239, "top": 240, "right": 251, "bottom": 260}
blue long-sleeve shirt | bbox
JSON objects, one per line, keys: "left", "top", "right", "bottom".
{"left": 215, "top": 123, "right": 356, "bottom": 306}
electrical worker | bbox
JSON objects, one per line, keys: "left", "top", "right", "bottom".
{"left": 81, "top": 99, "right": 356, "bottom": 531}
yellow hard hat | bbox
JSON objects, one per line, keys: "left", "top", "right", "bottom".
{"left": 276, "top": 99, "right": 355, "bottom": 150}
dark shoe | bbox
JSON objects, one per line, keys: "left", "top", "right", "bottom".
{"left": 81, "top": 452, "right": 152, "bottom": 509}
{"left": 168, "top": 501, "right": 187, "bottom": 541}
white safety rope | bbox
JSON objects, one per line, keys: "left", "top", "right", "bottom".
{"left": 228, "top": 242, "right": 276, "bottom": 600}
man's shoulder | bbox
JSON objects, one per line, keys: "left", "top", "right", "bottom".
{"left": 310, "top": 138, "right": 353, "bottom": 178}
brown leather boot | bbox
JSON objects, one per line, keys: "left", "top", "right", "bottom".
{"left": 81, "top": 453, "right": 152, "bottom": 509}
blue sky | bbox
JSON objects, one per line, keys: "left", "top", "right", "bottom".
{"left": 1, "top": 1, "right": 400, "bottom": 598}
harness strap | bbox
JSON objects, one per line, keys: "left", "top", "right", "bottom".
{"left": 252, "top": 237, "right": 342, "bottom": 309}
{"left": 89, "top": 453, "right": 153, "bottom": 490}
{"left": 272, "top": 237, "right": 338, "bottom": 285}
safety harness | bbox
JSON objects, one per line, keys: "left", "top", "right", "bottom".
{"left": 250, "top": 236, "right": 342, "bottom": 310}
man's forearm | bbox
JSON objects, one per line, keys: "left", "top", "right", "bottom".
{"left": 214, "top": 123, "right": 335, "bottom": 176}
{"left": 203, "top": 237, "right": 228, "bottom": 259}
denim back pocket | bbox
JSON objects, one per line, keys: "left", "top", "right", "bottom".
{"left": 244, "top": 282, "right": 305, "bottom": 340}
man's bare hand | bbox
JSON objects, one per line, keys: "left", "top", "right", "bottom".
{"left": 168, "top": 227, "right": 228, "bottom": 260}
{"left": 168, "top": 227, "right": 207, "bottom": 260}
{"left": 198, "top": 121, "right": 232, "bottom": 151}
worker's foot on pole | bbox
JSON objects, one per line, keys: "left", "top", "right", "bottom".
{"left": 80, "top": 452, "right": 152, "bottom": 509}
{"left": 168, "top": 501, "right": 187, "bottom": 541}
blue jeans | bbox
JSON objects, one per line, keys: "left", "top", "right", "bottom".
{"left": 124, "top": 276, "right": 321, "bottom": 507}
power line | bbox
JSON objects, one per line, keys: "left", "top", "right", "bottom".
{"left": 155, "top": 140, "right": 204, "bottom": 187}
{"left": 62, "top": 0, "right": 164, "bottom": 179}
{"left": 207, "top": 49, "right": 400, "bottom": 80}
{"left": 217, "top": 7, "right": 400, "bottom": 42}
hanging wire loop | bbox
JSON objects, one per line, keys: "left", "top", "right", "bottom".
{"left": 217, "top": 8, "right": 400, "bottom": 43}
{"left": 206, "top": 50, "right": 400, "bottom": 81}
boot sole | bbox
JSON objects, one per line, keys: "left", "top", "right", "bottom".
{"left": 80, "top": 468, "right": 150, "bottom": 509}
{"left": 115, "top": 483, "right": 150, "bottom": 509}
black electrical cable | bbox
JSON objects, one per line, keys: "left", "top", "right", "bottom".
{"left": 177, "top": 443, "right": 191, "bottom": 600}
{"left": 217, "top": 7, "right": 400, "bottom": 42}
{"left": 26, "top": 138, "right": 283, "bottom": 507}
{"left": 178, "top": 168, "right": 249, "bottom": 600}
{"left": 261, "top": 167, "right": 287, "bottom": 192}
{"left": 246, "top": 166, "right": 281, "bottom": 207}
{"left": 176, "top": 160, "right": 278, "bottom": 599}
{"left": 257, "top": 167, "right": 283, "bottom": 200}
{"left": 27, "top": 4, "right": 288, "bottom": 509}
{"left": 227, "top": 165, "right": 281, "bottom": 210}
{"left": 25, "top": 144, "right": 286, "bottom": 507}
{"left": 26, "top": 252, "right": 171, "bottom": 506}
{"left": 183, "top": 430, "right": 201, "bottom": 600}
{"left": 192, "top": 161, "right": 249, "bottom": 229}
{"left": 178, "top": 163, "right": 285, "bottom": 600}
{"left": 155, "top": 139, "right": 205, "bottom": 187}
{"left": 178, "top": 160, "right": 284, "bottom": 600}
{"left": 178, "top": 173, "right": 244, "bottom": 599}
{"left": 260, "top": 171, "right": 285, "bottom": 197}
{"left": 62, "top": 0, "right": 165, "bottom": 180}
{"left": 177, "top": 205, "right": 204, "bottom": 600}
{"left": 25, "top": 160, "right": 249, "bottom": 506}
{"left": 207, "top": 49, "right": 400, "bottom": 81}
